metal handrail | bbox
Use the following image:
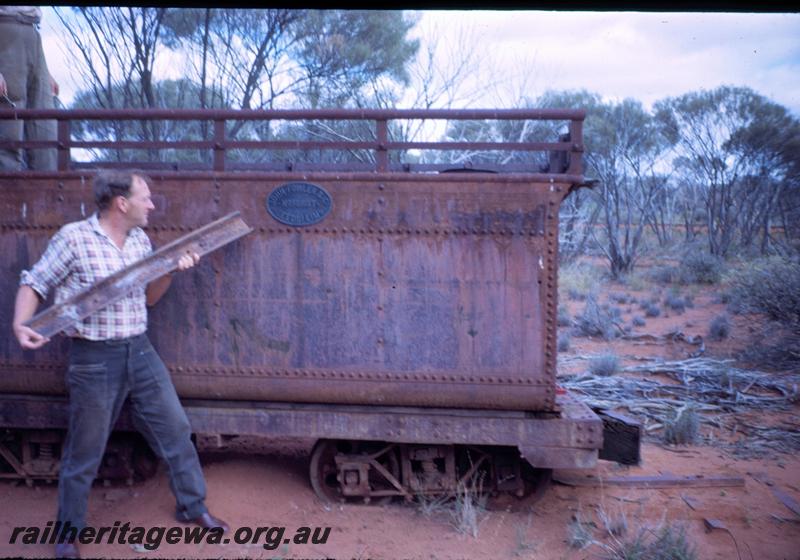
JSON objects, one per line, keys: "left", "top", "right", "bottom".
{"left": 0, "top": 108, "right": 584, "bottom": 174}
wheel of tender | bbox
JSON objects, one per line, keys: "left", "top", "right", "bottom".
{"left": 309, "top": 439, "right": 402, "bottom": 505}
{"left": 309, "top": 439, "right": 346, "bottom": 503}
{"left": 486, "top": 466, "right": 553, "bottom": 512}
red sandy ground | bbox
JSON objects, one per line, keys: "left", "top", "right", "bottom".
{"left": 1, "top": 281, "right": 798, "bottom": 559}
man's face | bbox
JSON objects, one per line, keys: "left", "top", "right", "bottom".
{"left": 123, "top": 175, "right": 155, "bottom": 227}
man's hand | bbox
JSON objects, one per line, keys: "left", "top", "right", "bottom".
{"left": 13, "top": 323, "right": 49, "bottom": 350}
{"left": 50, "top": 74, "right": 59, "bottom": 97}
{"left": 13, "top": 285, "right": 48, "bottom": 350}
{"left": 176, "top": 251, "right": 200, "bottom": 272}
{"left": 146, "top": 251, "right": 200, "bottom": 306}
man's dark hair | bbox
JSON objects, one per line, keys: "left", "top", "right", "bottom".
{"left": 93, "top": 171, "right": 149, "bottom": 212}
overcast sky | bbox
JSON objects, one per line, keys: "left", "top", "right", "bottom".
{"left": 40, "top": 9, "right": 800, "bottom": 115}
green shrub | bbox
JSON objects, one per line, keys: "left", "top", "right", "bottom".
{"left": 557, "top": 331, "right": 571, "bottom": 352}
{"left": 727, "top": 257, "right": 800, "bottom": 330}
{"left": 713, "top": 291, "right": 731, "bottom": 304}
{"left": 589, "top": 353, "right": 620, "bottom": 377}
{"left": 648, "top": 265, "right": 679, "bottom": 285}
{"left": 619, "top": 271, "right": 649, "bottom": 291}
{"left": 560, "top": 261, "right": 602, "bottom": 302}
{"left": 557, "top": 304, "right": 572, "bottom": 327}
{"left": 567, "top": 511, "right": 594, "bottom": 549}
{"left": 708, "top": 315, "right": 730, "bottom": 341}
{"left": 609, "top": 292, "right": 631, "bottom": 305}
{"left": 575, "top": 296, "right": 618, "bottom": 340}
{"left": 603, "top": 523, "right": 697, "bottom": 560}
{"left": 663, "top": 405, "right": 699, "bottom": 445}
{"left": 678, "top": 247, "right": 724, "bottom": 284}
{"left": 664, "top": 293, "right": 686, "bottom": 314}
{"left": 645, "top": 303, "right": 661, "bottom": 318}
{"left": 632, "top": 315, "right": 646, "bottom": 327}
{"left": 568, "top": 288, "right": 587, "bottom": 301}
{"left": 727, "top": 258, "right": 800, "bottom": 368}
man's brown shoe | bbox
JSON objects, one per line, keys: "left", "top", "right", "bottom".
{"left": 180, "top": 512, "right": 229, "bottom": 533}
{"left": 54, "top": 542, "right": 80, "bottom": 559}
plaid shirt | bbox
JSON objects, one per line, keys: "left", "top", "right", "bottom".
{"left": 20, "top": 213, "right": 152, "bottom": 340}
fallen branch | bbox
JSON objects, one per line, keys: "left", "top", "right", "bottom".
{"left": 553, "top": 473, "right": 745, "bottom": 489}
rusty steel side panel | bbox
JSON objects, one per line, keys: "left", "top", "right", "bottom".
{"left": 0, "top": 175, "right": 569, "bottom": 411}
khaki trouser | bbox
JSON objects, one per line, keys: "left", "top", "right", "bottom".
{"left": 0, "top": 19, "right": 57, "bottom": 171}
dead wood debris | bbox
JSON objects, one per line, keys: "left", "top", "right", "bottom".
{"left": 559, "top": 357, "right": 800, "bottom": 457}
{"left": 553, "top": 473, "right": 745, "bottom": 488}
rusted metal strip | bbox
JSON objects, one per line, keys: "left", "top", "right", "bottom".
{"left": 24, "top": 212, "right": 253, "bottom": 338}
{"left": 553, "top": 473, "right": 745, "bottom": 488}
{"left": 0, "top": 169, "right": 586, "bottom": 184}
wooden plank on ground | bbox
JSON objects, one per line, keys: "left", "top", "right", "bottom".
{"left": 681, "top": 494, "right": 701, "bottom": 510}
{"left": 703, "top": 518, "right": 728, "bottom": 532}
{"left": 553, "top": 473, "right": 745, "bottom": 488}
{"left": 749, "top": 472, "right": 800, "bottom": 518}
{"left": 771, "top": 487, "right": 800, "bottom": 518}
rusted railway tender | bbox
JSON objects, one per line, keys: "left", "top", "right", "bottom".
{"left": 0, "top": 108, "right": 638, "bottom": 504}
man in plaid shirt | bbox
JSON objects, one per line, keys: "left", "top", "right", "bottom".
{"left": 12, "top": 171, "right": 228, "bottom": 559}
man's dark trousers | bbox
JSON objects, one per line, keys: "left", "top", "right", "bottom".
{"left": 57, "top": 334, "right": 208, "bottom": 529}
